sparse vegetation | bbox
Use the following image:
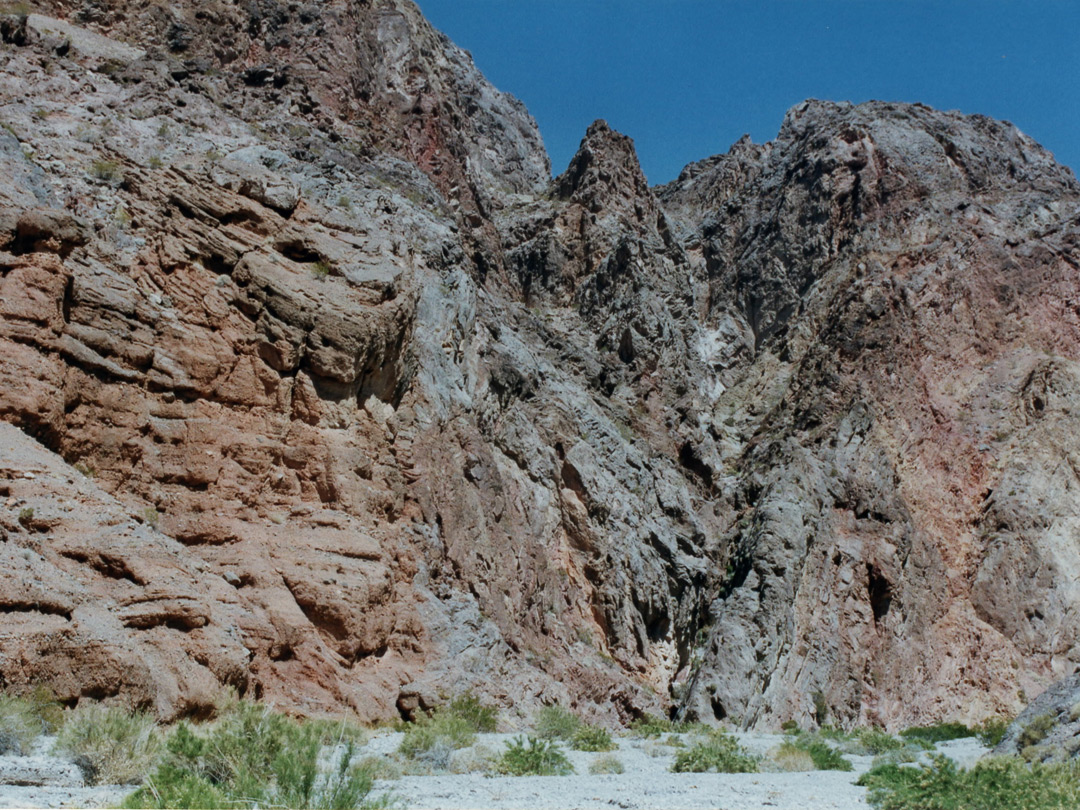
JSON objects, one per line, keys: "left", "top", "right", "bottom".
{"left": 534, "top": 705, "right": 582, "bottom": 740}
{"left": 57, "top": 703, "right": 162, "bottom": 786}
{"left": 670, "top": 730, "right": 759, "bottom": 773}
{"left": 977, "top": 716, "right": 1011, "bottom": 747}
{"left": 768, "top": 740, "right": 817, "bottom": 772}
{"left": 123, "top": 701, "right": 389, "bottom": 809}
{"left": 898, "top": 722, "right": 975, "bottom": 745}
{"left": 588, "top": 754, "right": 624, "bottom": 774}
{"left": 89, "top": 159, "right": 122, "bottom": 181}
{"left": 497, "top": 735, "right": 573, "bottom": 776}
{"left": 397, "top": 695, "right": 495, "bottom": 765}
{"left": 854, "top": 727, "right": 905, "bottom": 755}
{"left": 796, "top": 738, "right": 853, "bottom": 771}
{"left": 0, "top": 688, "right": 63, "bottom": 755}
{"left": 1018, "top": 713, "right": 1057, "bottom": 757}
{"left": 141, "top": 507, "right": 159, "bottom": 529}
{"left": 858, "top": 754, "right": 1080, "bottom": 810}
{"left": 629, "top": 713, "right": 707, "bottom": 738}
{"left": 17, "top": 506, "right": 33, "bottom": 527}
{"left": 0, "top": 3, "right": 32, "bottom": 18}
{"left": 311, "top": 260, "right": 332, "bottom": 280}
{"left": 570, "top": 724, "right": 617, "bottom": 752}
{"left": 444, "top": 692, "right": 498, "bottom": 733}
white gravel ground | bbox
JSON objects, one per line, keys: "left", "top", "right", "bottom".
{"left": 363, "top": 731, "right": 991, "bottom": 810}
{"left": 0, "top": 729, "right": 992, "bottom": 809}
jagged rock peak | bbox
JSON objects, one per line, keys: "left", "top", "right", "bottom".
{"left": 776, "top": 99, "right": 1079, "bottom": 195}
{"left": 555, "top": 119, "right": 653, "bottom": 213}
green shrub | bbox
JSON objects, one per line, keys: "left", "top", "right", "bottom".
{"left": 799, "top": 740, "right": 853, "bottom": 772}
{"left": 1018, "top": 714, "right": 1056, "bottom": 750}
{"left": 0, "top": 686, "right": 64, "bottom": 755}
{"left": 497, "top": 736, "right": 573, "bottom": 776}
{"left": 0, "top": 696, "right": 44, "bottom": 755}
{"left": 445, "top": 692, "right": 497, "bottom": 733}
{"left": 671, "top": 730, "right": 758, "bottom": 773}
{"left": 899, "top": 722, "right": 975, "bottom": 745}
{"left": 56, "top": 703, "right": 161, "bottom": 785}
{"left": 310, "top": 260, "right": 331, "bottom": 280}
{"left": 629, "top": 714, "right": 671, "bottom": 738}
{"left": 534, "top": 705, "right": 582, "bottom": 740}
{"left": 398, "top": 710, "right": 476, "bottom": 762}
{"left": 570, "top": 724, "right": 616, "bottom": 752}
{"left": 629, "top": 713, "right": 707, "bottom": 738}
{"left": 857, "top": 754, "right": 1080, "bottom": 810}
{"left": 977, "top": 716, "right": 1011, "bottom": 748}
{"left": 854, "top": 727, "right": 905, "bottom": 755}
{"left": 588, "top": 754, "right": 624, "bottom": 775}
{"left": 17, "top": 507, "right": 33, "bottom": 527}
{"left": 123, "top": 701, "right": 389, "bottom": 809}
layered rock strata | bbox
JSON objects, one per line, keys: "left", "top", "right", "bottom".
{"left": 0, "top": 1, "right": 1078, "bottom": 730}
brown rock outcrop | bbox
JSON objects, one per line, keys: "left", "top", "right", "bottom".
{"left": 1, "top": 3, "right": 1079, "bottom": 733}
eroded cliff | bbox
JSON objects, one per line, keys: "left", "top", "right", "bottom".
{"left": 1, "top": 1, "right": 1078, "bottom": 730}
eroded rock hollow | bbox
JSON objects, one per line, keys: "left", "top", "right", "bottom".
{"left": 1, "top": 0, "right": 1078, "bottom": 729}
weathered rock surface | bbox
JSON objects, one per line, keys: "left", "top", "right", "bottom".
{"left": 0, "top": 2, "right": 1078, "bottom": 732}
{"left": 994, "top": 671, "right": 1080, "bottom": 761}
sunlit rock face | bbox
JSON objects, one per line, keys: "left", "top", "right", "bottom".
{"left": 1, "top": 3, "right": 1079, "bottom": 730}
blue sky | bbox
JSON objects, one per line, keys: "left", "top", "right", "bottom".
{"left": 414, "top": 1, "right": 1080, "bottom": 184}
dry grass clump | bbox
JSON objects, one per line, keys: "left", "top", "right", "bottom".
{"left": 588, "top": 754, "right": 625, "bottom": 774}
{"left": 56, "top": 702, "right": 161, "bottom": 785}
{"left": 767, "top": 740, "right": 817, "bottom": 772}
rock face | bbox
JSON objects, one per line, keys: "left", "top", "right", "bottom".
{"left": 1, "top": 2, "right": 1079, "bottom": 730}
{"left": 994, "top": 672, "right": 1080, "bottom": 761}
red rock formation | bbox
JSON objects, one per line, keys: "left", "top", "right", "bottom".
{"left": 1, "top": 4, "right": 1078, "bottom": 732}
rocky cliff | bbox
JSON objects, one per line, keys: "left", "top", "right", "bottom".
{"left": 1, "top": 0, "right": 1078, "bottom": 730}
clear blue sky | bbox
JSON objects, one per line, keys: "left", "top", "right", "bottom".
{"left": 414, "top": 1, "right": 1080, "bottom": 185}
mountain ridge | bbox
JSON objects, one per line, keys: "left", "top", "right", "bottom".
{"left": 1, "top": 1, "right": 1079, "bottom": 731}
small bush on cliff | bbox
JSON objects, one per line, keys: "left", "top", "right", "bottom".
{"left": 445, "top": 692, "right": 498, "bottom": 733}
{"left": 57, "top": 703, "right": 161, "bottom": 785}
{"left": 857, "top": 754, "right": 1080, "bottom": 810}
{"left": 497, "top": 736, "right": 573, "bottom": 776}
{"left": 124, "top": 701, "right": 390, "bottom": 809}
{"left": 976, "top": 716, "right": 1011, "bottom": 747}
{"left": 1018, "top": 713, "right": 1056, "bottom": 751}
{"left": 88, "top": 159, "right": 122, "bottom": 182}
{"left": 671, "top": 730, "right": 758, "bottom": 773}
